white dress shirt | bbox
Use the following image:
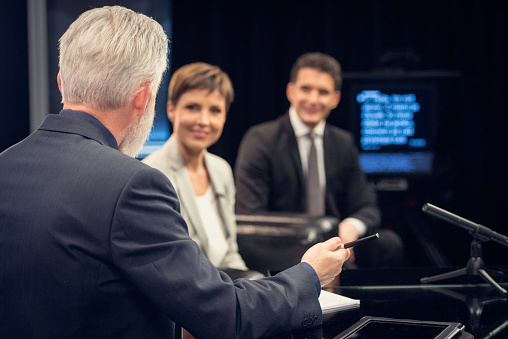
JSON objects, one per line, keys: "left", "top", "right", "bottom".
{"left": 194, "top": 185, "right": 228, "bottom": 266}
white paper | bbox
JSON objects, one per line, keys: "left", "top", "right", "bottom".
{"left": 319, "top": 290, "right": 360, "bottom": 314}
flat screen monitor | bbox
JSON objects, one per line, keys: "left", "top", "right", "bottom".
{"left": 348, "top": 77, "right": 437, "bottom": 176}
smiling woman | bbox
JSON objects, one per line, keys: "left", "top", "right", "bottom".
{"left": 168, "top": 88, "right": 227, "bottom": 167}
{"left": 142, "top": 63, "right": 263, "bottom": 277}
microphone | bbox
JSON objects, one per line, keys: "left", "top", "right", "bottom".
{"left": 422, "top": 203, "right": 508, "bottom": 248}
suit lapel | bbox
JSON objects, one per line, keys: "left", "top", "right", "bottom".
{"left": 204, "top": 154, "right": 231, "bottom": 240}
{"left": 39, "top": 113, "right": 108, "bottom": 147}
{"left": 165, "top": 137, "right": 210, "bottom": 256}
{"left": 280, "top": 113, "right": 306, "bottom": 210}
{"left": 280, "top": 113, "right": 305, "bottom": 183}
{"left": 322, "top": 126, "right": 334, "bottom": 215}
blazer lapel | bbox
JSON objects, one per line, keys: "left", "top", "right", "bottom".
{"left": 165, "top": 137, "right": 210, "bottom": 256}
{"left": 204, "top": 154, "right": 231, "bottom": 240}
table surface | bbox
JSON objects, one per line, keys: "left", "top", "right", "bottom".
{"left": 271, "top": 266, "right": 508, "bottom": 339}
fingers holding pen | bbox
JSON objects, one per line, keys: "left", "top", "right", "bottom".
{"left": 334, "top": 237, "right": 351, "bottom": 262}
{"left": 301, "top": 237, "right": 350, "bottom": 287}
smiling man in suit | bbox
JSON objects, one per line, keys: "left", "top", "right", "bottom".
{"left": 235, "top": 52, "right": 403, "bottom": 269}
{"left": 0, "top": 9, "right": 350, "bottom": 339}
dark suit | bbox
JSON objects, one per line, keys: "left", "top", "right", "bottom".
{"left": 0, "top": 110, "right": 321, "bottom": 339}
{"left": 235, "top": 112, "right": 403, "bottom": 268}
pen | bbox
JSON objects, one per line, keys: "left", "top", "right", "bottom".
{"left": 338, "top": 233, "right": 379, "bottom": 249}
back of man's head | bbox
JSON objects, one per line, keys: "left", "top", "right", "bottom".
{"left": 289, "top": 52, "right": 342, "bottom": 91}
{"left": 58, "top": 6, "right": 168, "bottom": 112}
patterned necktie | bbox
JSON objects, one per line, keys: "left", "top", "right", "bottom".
{"left": 306, "top": 133, "right": 324, "bottom": 215}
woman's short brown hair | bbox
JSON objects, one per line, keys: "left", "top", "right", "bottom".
{"left": 168, "top": 62, "right": 234, "bottom": 112}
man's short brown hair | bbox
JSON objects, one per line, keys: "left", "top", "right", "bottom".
{"left": 289, "top": 52, "right": 342, "bottom": 91}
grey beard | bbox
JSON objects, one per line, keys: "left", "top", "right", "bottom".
{"left": 119, "top": 104, "right": 155, "bottom": 158}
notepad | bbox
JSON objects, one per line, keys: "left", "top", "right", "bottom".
{"left": 319, "top": 290, "right": 360, "bottom": 314}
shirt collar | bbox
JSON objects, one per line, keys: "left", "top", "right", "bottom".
{"left": 289, "top": 107, "right": 326, "bottom": 138}
{"left": 59, "top": 109, "right": 118, "bottom": 149}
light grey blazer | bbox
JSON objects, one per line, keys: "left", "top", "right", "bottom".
{"left": 142, "top": 135, "right": 248, "bottom": 270}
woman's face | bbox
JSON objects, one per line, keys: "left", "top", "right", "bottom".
{"left": 168, "top": 88, "right": 227, "bottom": 156}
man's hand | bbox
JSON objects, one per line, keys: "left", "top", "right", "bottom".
{"left": 301, "top": 237, "right": 350, "bottom": 287}
{"left": 338, "top": 221, "right": 359, "bottom": 262}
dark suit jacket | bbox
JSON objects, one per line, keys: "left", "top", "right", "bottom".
{"left": 0, "top": 111, "right": 321, "bottom": 339}
{"left": 235, "top": 112, "right": 380, "bottom": 230}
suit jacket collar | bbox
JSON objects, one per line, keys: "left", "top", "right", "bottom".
{"left": 38, "top": 112, "right": 113, "bottom": 149}
{"left": 163, "top": 135, "right": 226, "bottom": 196}
{"left": 59, "top": 110, "right": 118, "bottom": 149}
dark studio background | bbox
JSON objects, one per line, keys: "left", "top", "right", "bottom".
{"left": 2, "top": 0, "right": 507, "bottom": 267}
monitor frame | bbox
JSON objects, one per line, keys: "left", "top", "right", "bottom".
{"left": 335, "top": 316, "right": 465, "bottom": 339}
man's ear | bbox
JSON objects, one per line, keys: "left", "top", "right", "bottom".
{"left": 167, "top": 100, "right": 175, "bottom": 123}
{"left": 133, "top": 82, "right": 153, "bottom": 116}
{"left": 286, "top": 82, "right": 294, "bottom": 102}
{"left": 57, "top": 72, "right": 63, "bottom": 95}
{"left": 332, "top": 91, "right": 341, "bottom": 109}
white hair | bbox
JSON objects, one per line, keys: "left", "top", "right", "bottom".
{"left": 58, "top": 6, "right": 168, "bottom": 111}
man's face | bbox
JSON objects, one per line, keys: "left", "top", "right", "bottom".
{"left": 286, "top": 67, "right": 341, "bottom": 130}
{"left": 119, "top": 93, "right": 156, "bottom": 157}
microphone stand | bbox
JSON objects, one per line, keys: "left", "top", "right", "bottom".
{"left": 420, "top": 203, "right": 508, "bottom": 295}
